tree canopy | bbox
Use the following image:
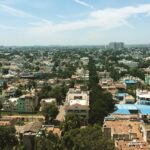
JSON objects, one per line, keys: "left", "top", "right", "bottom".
{"left": 36, "top": 131, "right": 61, "bottom": 150}
{"left": 88, "top": 58, "right": 115, "bottom": 124}
{"left": 62, "top": 125, "right": 115, "bottom": 150}
{"left": 35, "top": 125, "right": 115, "bottom": 150}
{"left": 61, "top": 114, "right": 81, "bottom": 134}
{"left": 42, "top": 102, "right": 59, "bottom": 124}
{"left": 0, "top": 126, "right": 18, "bottom": 150}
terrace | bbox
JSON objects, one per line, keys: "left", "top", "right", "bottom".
{"left": 103, "top": 120, "right": 149, "bottom": 150}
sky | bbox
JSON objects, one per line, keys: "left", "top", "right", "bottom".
{"left": 0, "top": 0, "right": 150, "bottom": 45}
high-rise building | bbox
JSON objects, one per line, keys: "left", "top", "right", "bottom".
{"left": 108, "top": 42, "right": 124, "bottom": 50}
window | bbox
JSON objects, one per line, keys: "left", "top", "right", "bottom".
{"left": 80, "top": 115, "right": 86, "bottom": 118}
{"left": 74, "top": 110, "right": 79, "bottom": 113}
{"left": 68, "top": 110, "right": 73, "bottom": 113}
{"left": 129, "top": 110, "right": 139, "bottom": 114}
{"left": 80, "top": 110, "right": 86, "bottom": 113}
{"left": 74, "top": 96, "right": 82, "bottom": 99}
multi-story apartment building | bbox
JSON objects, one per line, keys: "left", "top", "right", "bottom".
{"left": 80, "top": 57, "right": 89, "bottom": 66}
{"left": 118, "top": 59, "right": 138, "bottom": 68}
{"left": 136, "top": 90, "right": 150, "bottom": 105}
{"left": 17, "top": 94, "right": 36, "bottom": 113}
{"left": 108, "top": 42, "right": 124, "bottom": 50}
{"left": 65, "top": 88, "right": 89, "bottom": 121}
{"left": 3, "top": 97, "right": 18, "bottom": 112}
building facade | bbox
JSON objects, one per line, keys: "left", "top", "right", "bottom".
{"left": 65, "top": 88, "right": 89, "bottom": 121}
{"left": 108, "top": 42, "right": 124, "bottom": 50}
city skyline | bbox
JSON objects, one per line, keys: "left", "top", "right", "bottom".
{"left": 0, "top": 0, "right": 150, "bottom": 45}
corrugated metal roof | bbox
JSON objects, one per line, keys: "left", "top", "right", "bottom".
{"left": 116, "top": 104, "right": 137, "bottom": 110}
{"left": 113, "top": 104, "right": 150, "bottom": 115}
{"left": 113, "top": 109, "right": 130, "bottom": 114}
{"left": 117, "top": 93, "right": 126, "bottom": 97}
{"left": 125, "top": 79, "right": 137, "bottom": 84}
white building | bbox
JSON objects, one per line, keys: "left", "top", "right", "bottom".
{"left": 118, "top": 59, "right": 138, "bottom": 68}
{"left": 3, "top": 97, "right": 18, "bottom": 112}
{"left": 140, "top": 123, "right": 150, "bottom": 142}
{"left": 65, "top": 88, "right": 89, "bottom": 103}
{"left": 65, "top": 88, "right": 89, "bottom": 121}
{"left": 80, "top": 57, "right": 89, "bottom": 66}
{"left": 4, "top": 86, "right": 17, "bottom": 98}
{"left": 73, "top": 67, "right": 89, "bottom": 81}
{"left": 136, "top": 90, "right": 150, "bottom": 105}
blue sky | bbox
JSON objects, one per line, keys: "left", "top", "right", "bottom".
{"left": 0, "top": 0, "right": 150, "bottom": 45}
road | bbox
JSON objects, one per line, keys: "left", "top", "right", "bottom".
{"left": 56, "top": 105, "right": 65, "bottom": 122}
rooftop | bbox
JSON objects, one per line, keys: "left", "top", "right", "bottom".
{"left": 18, "top": 121, "right": 42, "bottom": 134}
{"left": 117, "top": 93, "right": 126, "bottom": 97}
{"left": 125, "top": 79, "right": 137, "bottom": 84}
{"left": 136, "top": 90, "right": 150, "bottom": 98}
{"left": 69, "top": 99, "right": 89, "bottom": 106}
{"left": 41, "top": 98, "right": 56, "bottom": 103}
{"left": 104, "top": 120, "right": 148, "bottom": 150}
{"left": 8, "top": 98, "right": 18, "bottom": 103}
{"left": 114, "top": 104, "right": 150, "bottom": 115}
{"left": 124, "top": 95, "right": 135, "bottom": 100}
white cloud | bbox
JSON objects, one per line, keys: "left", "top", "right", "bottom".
{"left": 0, "top": 24, "right": 17, "bottom": 30}
{"left": 0, "top": 3, "right": 51, "bottom": 24}
{"left": 1, "top": 3, "right": 150, "bottom": 45}
{"left": 3, "top": 2, "right": 150, "bottom": 32}
{"left": 23, "top": 3, "right": 150, "bottom": 45}
{"left": 73, "top": 0, "right": 94, "bottom": 9}
{"left": 0, "top": 3, "right": 33, "bottom": 18}
{"left": 30, "top": 4, "right": 150, "bottom": 33}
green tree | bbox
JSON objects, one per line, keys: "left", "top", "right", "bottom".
{"left": 69, "top": 80, "right": 75, "bottom": 88}
{"left": 88, "top": 58, "right": 115, "bottom": 124}
{"left": 3, "top": 81, "right": 8, "bottom": 90}
{"left": 0, "top": 126, "right": 18, "bottom": 150}
{"left": 49, "top": 84, "right": 67, "bottom": 105}
{"left": 61, "top": 114, "right": 81, "bottom": 134}
{"left": 62, "top": 125, "right": 115, "bottom": 150}
{"left": 26, "top": 80, "right": 37, "bottom": 91}
{"left": 35, "top": 66, "right": 40, "bottom": 72}
{"left": 2, "top": 68, "right": 9, "bottom": 75}
{"left": 90, "top": 92, "right": 114, "bottom": 124}
{"left": 129, "top": 68, "right": 145, "bottom": 80}
{"left": 110, "top": 68, "right": 120, "bottom": 81}
{"left": 14, "top": 89, "right": 22, "bottom": 97}
{"left": 36, "top": 131, "right": 62, "bottom": 150}
{"left": 38, "top": 83, "right": 52, "bottom": 99}
{"left": 42, "top": 102, "right": 58, "bottom": 124}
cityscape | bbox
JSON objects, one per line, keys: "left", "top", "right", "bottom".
{"left": 1, "top": 0, "right": 150, "bottom": 150}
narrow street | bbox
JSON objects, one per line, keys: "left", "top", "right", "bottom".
{"left": 56, "top": 105, "right": 65, "bottom": 122}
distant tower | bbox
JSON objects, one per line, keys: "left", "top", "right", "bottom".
{"left": 108, "top": 42, "right": 124, "bottom": 50}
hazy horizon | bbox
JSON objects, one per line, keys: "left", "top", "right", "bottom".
{"left": 0, "top": 0, "right": 150, "bottom": 45}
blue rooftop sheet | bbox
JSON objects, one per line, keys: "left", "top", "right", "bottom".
{"left": 116, "top": 104, "right": 138, "bottom": 110}
{"left": 136, "top": 104, "right": 150, "bottom": 109}
{"left": 117, "top": 93, "right": 126, "bottom": 97}
{"left": 125, "top": 79, "right": 137, "bottom": 84}
{"left": 139, "top": 109, "right": 150, "bottom": 114}
{"left": 114, "top": 104, "right": 150, "bottom": 115}
{"left": 113, "top": 109, "right": 130, "bottom": 114}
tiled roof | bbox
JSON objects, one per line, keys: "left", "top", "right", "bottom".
{"left": 23, "top": 122, "right": 42, "bottom": 133}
